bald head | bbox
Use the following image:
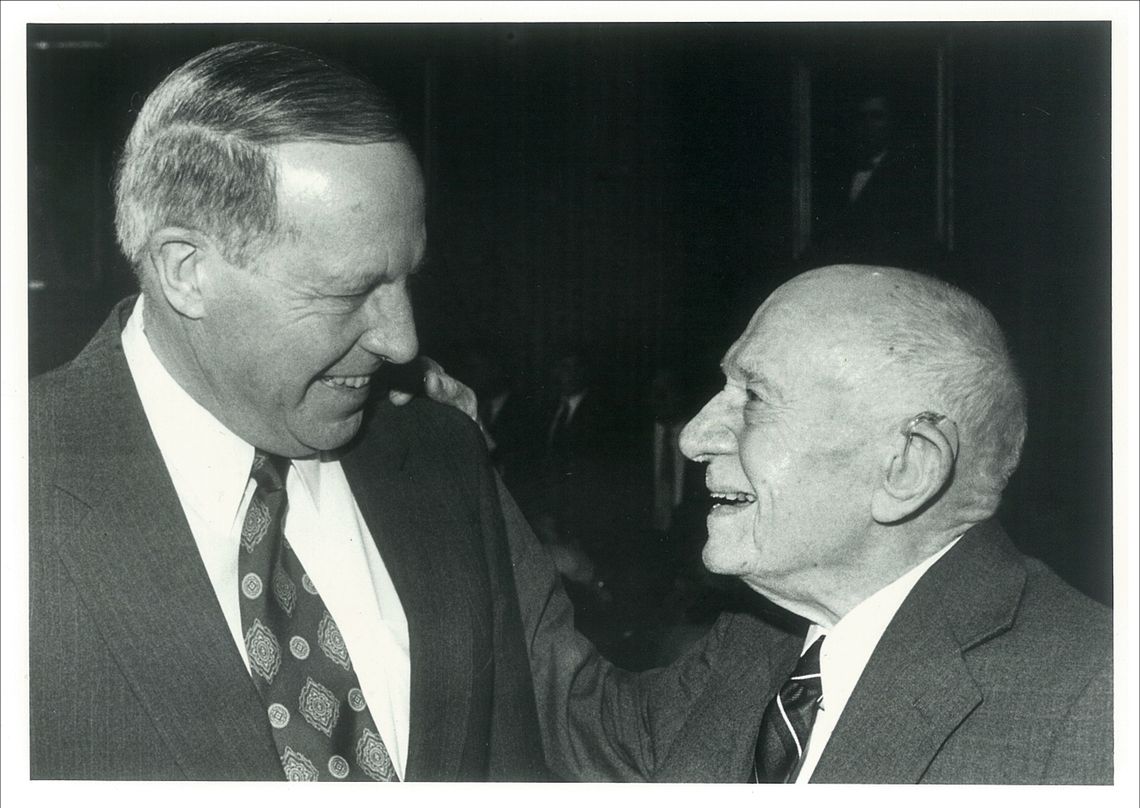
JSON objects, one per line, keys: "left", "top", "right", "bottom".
{"left": 679, "top": 264, "right": 1026, "bottom": 620}
{"left": 770, "top": 265, "right": 1027, "bottom": 508}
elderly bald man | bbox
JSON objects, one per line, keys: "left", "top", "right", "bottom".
{"left": 439, "top": 265, "right": 1112, "bottom": 783}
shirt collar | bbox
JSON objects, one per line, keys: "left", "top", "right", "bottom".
{"left": 805, "top": 537, "right": 961, "bottom": 712}
{"left": 121, "top": 296, "right": 323, "bottom": 530}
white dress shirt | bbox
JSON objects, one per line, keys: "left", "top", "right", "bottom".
{"left": 121, "top": 296, "right": 411, "bottom": 778}
{"left": 794, "top": 537, "right": 960, "bottom": 782}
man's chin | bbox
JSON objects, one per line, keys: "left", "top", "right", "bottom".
{"left": 293, "top": 411, "right": 366, "bottom": 454}
{"left": 700, "top": 529, "right": 753, "bottom": 578}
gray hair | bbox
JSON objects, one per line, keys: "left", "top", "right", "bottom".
{"left": 871, "top": 271, "right": 1028, "bottom": 501}
{"left": 114, "top": 40, "right": 406, "bottom": 274}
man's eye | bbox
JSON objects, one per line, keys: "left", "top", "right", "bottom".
{"left": 746, "top": 389, "right": 764, "bottom": 404}
{"left": 336, "top": 286, "right": 375, "bottom": 302}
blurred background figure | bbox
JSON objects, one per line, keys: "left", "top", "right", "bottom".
{"left": 532, "top": 351, "right": 619, "bottom": 618}
{"left": 650, "top": 367, "right": 687, "bottom": 533}
{"left": 848, "top": 96, "right": 895, "bottom": 203}
{"left": 472, "top": 347, "right": 663, "bottom": 664}
{"left": 450, "top": 346, "right": 535, "bottom": 482}
{"left": 809, "top": 93, "right": 937, "bottom": 268}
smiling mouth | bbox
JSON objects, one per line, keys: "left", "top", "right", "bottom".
{"left": 709, "top": 490, "right": 757, "bottom": 509}
{"left": 320, "top": 374, "right": 372, "bottom": 390}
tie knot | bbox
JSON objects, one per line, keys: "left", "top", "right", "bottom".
{"left": 251, "top": 451, "right": 290, "bottom": 492}
{"left": 793, "top": 636, "right": 824, "bottom": 679}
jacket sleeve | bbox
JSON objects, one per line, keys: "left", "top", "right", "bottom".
{"left": 466, "top": 420, "right": 551, "bottom": 781}
{"left": 496, "top": 477, "right": 738, "bottom": 781}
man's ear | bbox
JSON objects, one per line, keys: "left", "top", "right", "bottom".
{"left": 144, "top": 228, "right": 213, "bottom": 319}
{"left": 871, "top": 414, "right": 959, "bottom": 524}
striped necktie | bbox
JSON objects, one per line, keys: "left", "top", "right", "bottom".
{"left": 238, "top": 451, "right": 399, "bottom": 782}
{"left": 753, "top": 636, "right": 824, "bottom": 783}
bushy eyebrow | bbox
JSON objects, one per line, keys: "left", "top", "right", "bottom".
{"left": 720, "top": 354, "right": 763, "bottom": 383}
{"left": 335, "top": 252, "right": 427, "bottom": 292}
{"left": 721, "top": 355, "right": 783, "bottom": 402}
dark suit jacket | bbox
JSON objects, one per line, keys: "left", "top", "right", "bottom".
{"left": 528, "top": 390, "right": 650, "bottom": 563}
{"left": 29, "top": 298, "right": 548, "bottom": 781}
{"left": 502, "top": 488, "right": 1113, "bottom": 784}
{"left": 809, "top": 144, "right": 939, "bottom": 268}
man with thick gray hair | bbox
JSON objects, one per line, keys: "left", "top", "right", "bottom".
{"left": 30, "top": 41, "right": 546, "bottom": 781}
{"left": 487, "top": 265, "right": 1112, "bottom": 783}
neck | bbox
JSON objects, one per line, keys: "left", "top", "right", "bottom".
{"left": 750, "top": 525, "right": 964, "bottom": 628}
{"left": 141, "top": 295, "right": 227, "bottom": 425}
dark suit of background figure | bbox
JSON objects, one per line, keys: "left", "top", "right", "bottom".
{"left": 493, "top": 352, "right": 645, "bottom": 660}
{"left": 541, "top": 388, "right": 620, "bottom": 549}
{"left": 29, "top": 299, "right": 548, "bottom": 781}
{"left": 501, "top": 488, "right": 1112, "bottom": 784}
{"left": 809, "top": 96, "right": 939, "bottom": 268}
{"left": 811, "top": 144, "right": 937, "bottom": 267}
{"left": 482, "top": 387, "right": 540, "bottom": 485}
{"left": 449, "top": 347, "right": 536, "bottom": 484}
{"left": 508, "top": 354, "right": 597, "bottom": 553}
{"left": 520, "top": 386, "right": 614, "bottom": 611}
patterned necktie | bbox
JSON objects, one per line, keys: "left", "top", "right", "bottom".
{"left": 238, "top": 450, "right": 399, "bottom": 782}
{"left": 753, "top": 636, "right": 825, "bottom": 783}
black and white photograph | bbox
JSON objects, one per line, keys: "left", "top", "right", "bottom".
{"left": 3, "top": 1, "right": 1136, "bottom": 802}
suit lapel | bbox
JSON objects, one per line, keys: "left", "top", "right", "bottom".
{"left": 810, "top": 609, "right": 982, "bottom": 782}
{"left": 811, "top": 522, "right": 1026, "bottom": 783}
{"left": 654, "top": 615, "right": 802, "bottom": 782}
{"left": 341, "top": 405, "right": 476, "bottom": 781}
{"left": 47, "top": 303, "right": 280, "bottom": 778}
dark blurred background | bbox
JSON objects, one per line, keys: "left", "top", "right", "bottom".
{"left": 27, "top": 21, "right": 1112, "bottom": 668}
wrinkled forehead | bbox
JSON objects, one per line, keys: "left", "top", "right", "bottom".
{"left": 268, "top": 141, "right": 427, "bottom": 285}
{"left": 274, "top": 141, "right": 425, "bottom": 230}
{"left": 722, "top": 286, "right": 882, "bottom": 391}
{"left": 723, "top": 290, "right": 810, "bottom": 372}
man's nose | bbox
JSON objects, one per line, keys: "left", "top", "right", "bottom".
{"left": 358, "top": 283, "right": 419, "bottom": 364}
{"left": 679, "top": 394, "right": 735, "bottom": 461}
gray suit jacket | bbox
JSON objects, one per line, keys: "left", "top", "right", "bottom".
{"left": 502, "top": 490, "right": 1113, "bottom": 783}
{"left": 29, "top": 298, "right": 548, "bottom": 780}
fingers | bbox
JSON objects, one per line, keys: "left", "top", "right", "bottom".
{"left": 422, "top": 358, "right": 479, "bottom": 422}
{"left": 388, "top": 357, "right": 488, "bottom": 454}
{"left": 388, "top": 357, "right": 469, "bottom": 414}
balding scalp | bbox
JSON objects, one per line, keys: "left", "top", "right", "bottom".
{"left": 854, "top": 267, "right": 1027, "bottom": 504}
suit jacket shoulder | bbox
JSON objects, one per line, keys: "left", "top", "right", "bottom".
{"left": 813, "top": 520, "right": 1112, "bottom": 784}
{"left": 501, "top": 472, "right": 797, "bottom": 781}
{"left": 310, "top": 396, "right": 550, "bottom": 781}
{"left": 506, "top": 497, "right": 1112, "bottom": 784}
{"left": 29, "top": 300, "right": 548, "bottom": 781}
{"left": 30, "top": 299, "right": 286, "bottom": 779}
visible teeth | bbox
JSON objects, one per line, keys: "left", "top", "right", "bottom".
{"left": 321, "top": 375, "right": 370, "bottom": 389}
{"left": 709, "top": 491, "right": 756, "bottom": 504}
